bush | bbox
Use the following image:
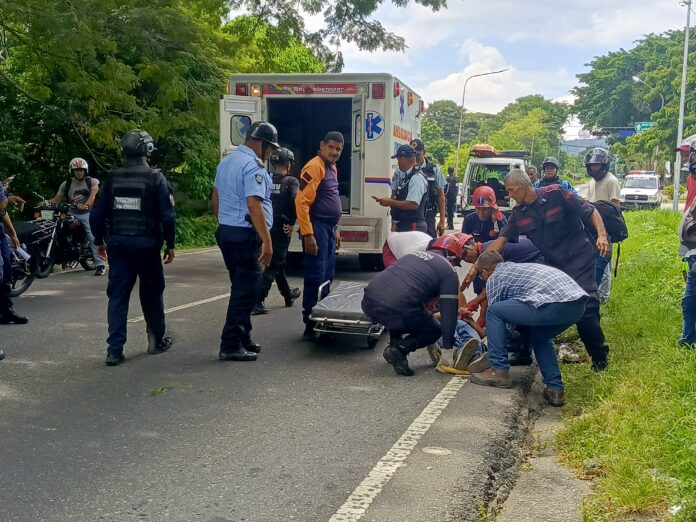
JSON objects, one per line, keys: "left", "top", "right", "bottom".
{"left": 663, "top": 183, "right": 686, "bottom": 200}
{"left": 176, "top": 215, "right": 217, "bottom": 249}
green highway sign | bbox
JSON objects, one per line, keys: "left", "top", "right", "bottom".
{"left": 635, "top": 121, "right": 654, "bottom": 133}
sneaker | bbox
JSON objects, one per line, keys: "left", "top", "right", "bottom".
{"left": 147, "top": 336, "right": 173, "bottom": 355}
{"left": 284, "top": 288, "right": 301, "bottom": 307}
{"left": 467, "top": 352, "right": 492, "bottom": 374}
{"left": 243, "top": 341, "right": 262, "bottom": 353}
{"left": 469, "top": 367, "right": 512, "bottom": 388}
{"left": 454, "top": 339, "right": 479, "bottom": 371}
{"left": 94, "top": 266, "right": 106, "bottom": 276}
{"left": 105, "top": 352, "right": 125, "bottom": 366}
{"left": 382, "top": 343, "right": 414, "bottom": 376}
{"left": 251, "top": 303, "right": 269, "bottom": 315}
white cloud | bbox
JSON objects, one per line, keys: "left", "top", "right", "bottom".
{"left": 420, "top": 40, "right": 577, "bottom": 113}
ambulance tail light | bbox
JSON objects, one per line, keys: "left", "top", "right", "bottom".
{"left": 419, "top": 100, "right": 425, "bottom": 113}
{"left": 340, "top": 231, "right": 369, "bottom": 243}
{"left": 394, "top": 81, "right": 401, "bottom": 97}
{"left": 235, "top": 84, "right": 248, "bottom": 96}
{"left": 371, "top": 83, "right": 385, "bottom": 99}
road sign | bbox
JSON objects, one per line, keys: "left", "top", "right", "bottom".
{"left": 635, "top": 121, "right": 654, "bottom": 133}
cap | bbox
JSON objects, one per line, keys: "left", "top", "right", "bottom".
{"left": 447, "top": 166, "right": 455, "bottom": 173}
{"left": 391, "top": 144, "right": 417, "bottom": 159}
{"left": 410, "top": 139, "right": 425, "bottom": 152}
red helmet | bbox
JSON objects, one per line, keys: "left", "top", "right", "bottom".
{"left": 68, "top": 157, "right": 89, "bottom": 175}
{"left": 471, "top": 186, "right": 496, "bottom": 208}
{"left": 430, "top": 234, "right": 466, "bottom": 265}
{"left": 452, "top": 232, "right": 474, "bottom": 247}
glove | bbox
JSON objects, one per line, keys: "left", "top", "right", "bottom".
{"left": 464, "top": 300, "right": 479, "bottom": 312}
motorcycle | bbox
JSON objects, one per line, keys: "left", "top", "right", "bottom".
{"left": 33, "top": 195, "right": 96, "bottom": 278}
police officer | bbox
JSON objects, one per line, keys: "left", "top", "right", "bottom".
{"left": 213, "top": 121, "right": 278, "bottom": 360}
{"left": 411, "top": 139, "right": 446, "bottom": 238}
{"left": 445, "top": 166, "right": 458, "bottom": 230}
{"left": 0, "top": 182, "right": 28, "bottom": 325}
{"left": 90, "top": 130, "right": 176, "bottom": 366}
{"left": 375, "top": 145, "right": 428, "bottom": 233}
{"left": 251, "top": 147, "right": 301, "bottom": 315}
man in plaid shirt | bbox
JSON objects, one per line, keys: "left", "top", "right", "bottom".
{"left": 468, "top": 252, "right": 588, "bottom": 406}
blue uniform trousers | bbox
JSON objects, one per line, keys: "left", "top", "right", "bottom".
{"left": 106, "top": 237, "right": 165, "bottom": 355}
{"left": 0, "top": 227, "right": 12, "bottom": 307}
{"left": 217, "top": 225, "right": 261, "bottom": 351}
{"left": 680, "top": 256, "right": 696, "bottom": 344}
{"left": 302, "top": 220, "right": 336, "bottom": 324}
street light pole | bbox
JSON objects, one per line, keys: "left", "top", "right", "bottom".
{"left": 631, "top": 75, "right": 665, "bottom": 111}
{"left": 454, "top": 69, "right": 509, "bottom": 176}
{"left": 674, "top": 0, "right": 692, "bottom": 212}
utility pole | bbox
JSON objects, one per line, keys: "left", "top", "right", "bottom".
{"left": 674, "top": 0, "right": 692, "bottom": 212}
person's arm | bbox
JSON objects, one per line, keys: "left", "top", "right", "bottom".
{"left": 157, "top": 175, "right": 177, "bottom": 264}
{"left": 463, "top": 237, "right": 508, "bottom": 287}
{"left": 462, "top": 315, "right": 486, "bottom": 338}
{"left": 590, "top": 208, "right": 610, "bottom": 256}
{"left": 437, "top": 188, "right": 446, "bottom": 235}
{"left": 247, "top": 196, "right": 272, "bottom": 266}
{"left": 81, "top": 181, "right": 99, "bottom": 210}
{"left": 2, "top": 214, "right": 18, "bottom": 248}
{"left": 374, "top": 197, "right": 418, "bottom": 210}
{"left": 212, "top": 186, "right": 220, "bottom": 219}
{"left": 295, "top": 160, "right": 324, "bottom": 255}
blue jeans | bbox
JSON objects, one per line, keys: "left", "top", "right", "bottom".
{"left": 302, "top": 220, "right": 336, "bottom": 323}
{"left": 71, "top": 211, "right": 105, "bottom": 267}
{"left": 437, "top": 320, "right": 481, "bottom": 349}
{"left": 681, "top": 257, "right": 696, "bottom": 344}
{"left": 486, "top": 298, "right": 588, "bottom": 389}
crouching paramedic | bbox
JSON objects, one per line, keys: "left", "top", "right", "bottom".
{"left": 361, "top": 246, "right": 460, "bottom": 377}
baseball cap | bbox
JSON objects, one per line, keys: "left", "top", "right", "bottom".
{"left": 410, "top": 139, "right": 425, "bottom": 152}
{"left": 391, "top": 144, "right": 417, "bottom": 159}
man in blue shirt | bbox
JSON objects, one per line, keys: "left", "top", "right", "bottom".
{"left": 0, "top": 184, "right": 27, "bottom": 325}
{"left": 213, "top": 121, "right": 278, "bottom": 361}
{"left": 411, "top": 139, "right": 447, "bottom": 237}
{"left": 469, "top": 252, "right": 588, "bottom": 407}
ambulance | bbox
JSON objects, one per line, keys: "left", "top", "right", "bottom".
{"left": 219, "top": 73, "right": 424, "bottom": 270}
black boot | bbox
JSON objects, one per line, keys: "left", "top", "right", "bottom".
{"left": 0, "top": 303, "right": 28, "bottom": 325}
{"left": 147, "top": 337, "right": 173, "bottom": 355}
{"left": 382, "top": 343, "right": 414, "bottom": 376}
{"left": 284, "top": 288, "right": 301, "bottom": 307}
{"left": 302, "top": 321, "right": 317, "bottom": 341}
{"left": 251, "top": 302, "right": 269, "bottom": 315}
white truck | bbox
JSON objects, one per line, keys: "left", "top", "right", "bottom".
{"left": 219, "top": 73, "right": 423, "bottom": 270}
{"left": 458, "top": 145, "right": 531, "bottom": 216}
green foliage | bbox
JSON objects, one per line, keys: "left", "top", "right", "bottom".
{"left": 176, "top": 215, "right": 217, "bottom": 248}
{"left": 663, "top": 183, "right": 686, "bottom": 200}
{"left": 557, "top": 210, "right": 696, "bottom": 521}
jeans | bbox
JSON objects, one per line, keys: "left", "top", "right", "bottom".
{"left": 256, "top": 228, "right": 292, "bottom": 303}
{"left": 71, "top": 211, "right": 105, "bottom": 267}
{"left": 106, "top": 239, "right": 166, "bottom": 355}
{"left": 216, "top": 225, "right": 260, "bottom": 351}
{"left": 681, "top": 256, "right": 696, "bottom": 344}
{"left": 437, "top": 320, "right": 481, "bottom": 349}
{"left": 486, "top": 298, "right": 588, "bottom": 389}
{"left": 0, "top": 229, "right": 11, "bottom": 308}
{"left": 302, "top": 220, "right": 336, "bottom": 324}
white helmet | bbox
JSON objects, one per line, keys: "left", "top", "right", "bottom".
{"left": 68, "top": 157, "right": 89, "bottom": 175}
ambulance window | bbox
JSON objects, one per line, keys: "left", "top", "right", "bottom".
{"left": 354, "top": 114, "right": 362, "bottom": 149}
{"left": 230, "top": 115, "right": 252, "bottom": 146}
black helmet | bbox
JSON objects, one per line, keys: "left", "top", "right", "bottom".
{"left": 584, "top": 147, "right": 610, "bottom": 180}
{"left": 270, "top": 147, "right": 295, "bottom": 165}
{"left": 246, "top": 121, "right": 280, "bottom": 149}
{"left": 542, "top": 156, "right": 560, "bottom": 170}
{"left": 448, "top": 166, "right": 455, "bottom": 174}
{"left": 121, "top": 130, "right": 156, "bottom": 158}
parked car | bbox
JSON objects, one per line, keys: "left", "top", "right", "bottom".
{"left": 619, "top": 173, "right": 662, "bottom": 209}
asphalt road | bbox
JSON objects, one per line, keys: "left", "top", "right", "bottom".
{"left": 0, "top": 241, "right": 532, "bottom": 522}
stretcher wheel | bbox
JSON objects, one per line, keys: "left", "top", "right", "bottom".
{"left": 366, "top": 337, "right": 379, "bottom": 349}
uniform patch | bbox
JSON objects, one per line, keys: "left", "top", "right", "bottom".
{"left": 113, "top": 197, "right": 142, "bottom": 210}
{"left": 169, "top": 194, "right": 176, "bottom": 207}
{"left": 255, "top": 174, "right": 264, "bottom": 184}
{"left": 546, "top": 206, "right": 562, "bottom": 217}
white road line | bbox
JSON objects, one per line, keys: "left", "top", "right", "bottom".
{"left": 329, "top": 377, "right": 466, "bottom": 522}
{"left": 127, "top": 293, "right": 230, "bottom": 323}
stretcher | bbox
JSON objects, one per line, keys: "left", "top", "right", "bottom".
{"left": 309, "top": 280, "right": 384, "bottom": 349}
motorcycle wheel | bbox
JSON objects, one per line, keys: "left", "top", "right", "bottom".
{"left": 36, "top": 252, "right": 56, "bottom": 279}
{"left": 80, "top": 243, "right": 96, "bottom": 271}
{"left": 10, "top": 246, "right": 39, "bottom": 297}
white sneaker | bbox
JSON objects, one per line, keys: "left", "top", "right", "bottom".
{"left": 453, "top": 339, "right": 479, "bottom": 371}
{"left": 437, "top": 348, "right": 469, "bottom": 375}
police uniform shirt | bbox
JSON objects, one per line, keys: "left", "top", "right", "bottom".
{"left": 403, "top": 168, "right": 428, "bottom": 205}
{"left": 391, "top": 168, "right": 405, "bottom": 192}
{"left": 419, "top": 159, "right": 447, "bottom": 189}
{"left": 500, "top": 185, "right": 597, "bottom": 293}
{"left": 214, "top": 145, "right": 272, "bottom": 229}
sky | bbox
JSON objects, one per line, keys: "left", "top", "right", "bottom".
{"left": 314, "top": 0, "right": 689, "bottom": 139}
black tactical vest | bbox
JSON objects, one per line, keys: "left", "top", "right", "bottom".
{"left": 392, "top": 168, "right": 427, "bottom": 224}
{"left": 421, "top": 158, "right": 439, "bottom": 214}
{"left": 270, "top": 173, "right": 297, "bottom": 229}
{"left": 108, "top": 164, "right": 160, "bottom": 237}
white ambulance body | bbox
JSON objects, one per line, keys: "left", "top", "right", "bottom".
{"left": 219, "top": 73, "right": 423, "bottom": 269}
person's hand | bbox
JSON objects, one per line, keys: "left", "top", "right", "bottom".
{"left": 437, "top": 219, "right": 445, "bottom": 236}
{"left": 77, "top": 203, "right": 89, "bottom": 210}
{"left": 464, "top": 300, "right": 479, "bottom": 312}
{"left": 463, "top": 263, "right": 478, "bottom": 288}
{"left": 283, "top": 224, "right": 293, "bottom": 237}
{"left": 335, "top": 229, "right": 341, "bottom": 252}
{"left": 9, "top": 234, "right": 19, "bottom": 249}
{"left": 163, "top": 248, "right": 175, "bottom": 265}
{"left": 303, "top": 235, "right": 318, "bottom": 256}
{"left": 373, "top": 197, "right": 391, "bottom": 207}
{"left": 458, "top": 307, "right": 474, "bottom": 320}
{"left": 97, "top": 244, "right": 108, "bottom": 261}
{"left": 596, "top": 235, "right": 610, "bottom": 257}
{"left": 259, "top": 240, "right": 273, "bottom": 266}
{"left": 8, "top": 195, "right": 26, "bottom": 206}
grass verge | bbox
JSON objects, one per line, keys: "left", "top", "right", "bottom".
{"left": 557, "top": 210, "right": 696, "bottom": 521}
{"left": 176, "top": 214, "right": 217, "bottom": 249}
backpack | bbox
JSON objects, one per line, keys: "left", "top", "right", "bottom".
{"left": 681, "top": 198, "right": 696, "bottom": 249}
{"left": 63, "top": 176, "right": 94, "bottom": 201}
{"left": 592, "top": 200, "right": 628, "bottom": 277}
{"left": 421, "top": 158, "right": 439, "bottom": 214}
